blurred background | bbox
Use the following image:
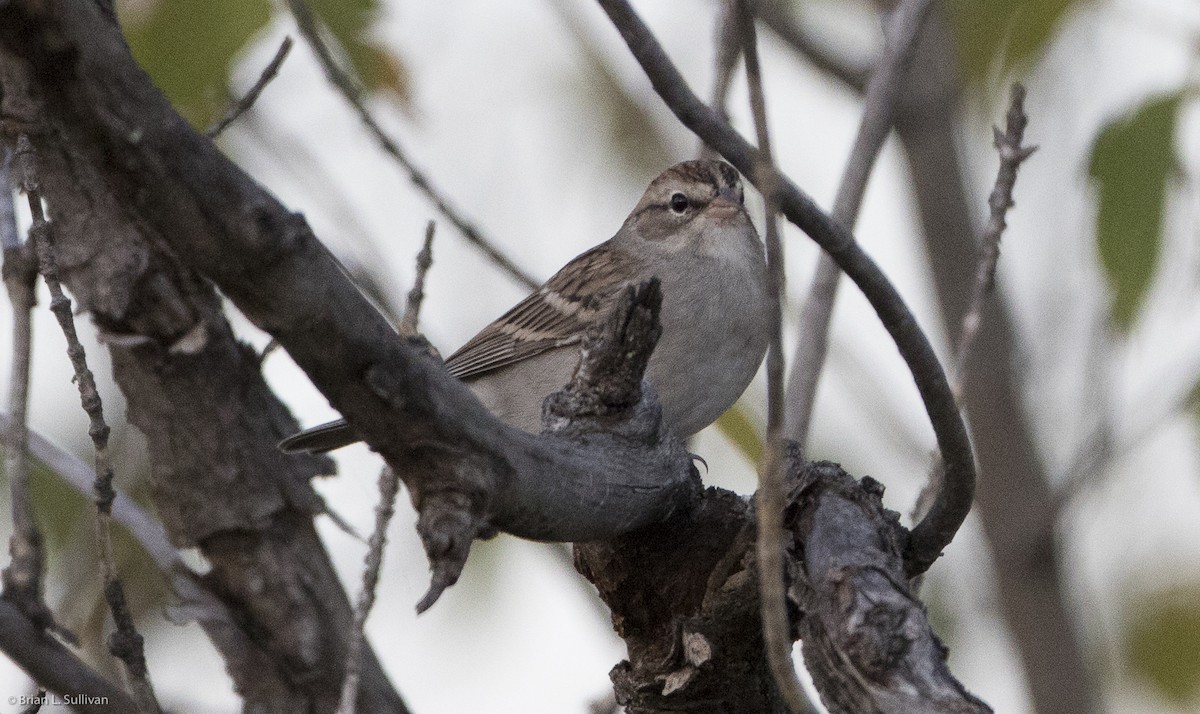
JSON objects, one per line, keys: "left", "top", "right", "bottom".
{"left": 2, "top": 0, "right": 1199, "bottom": 711}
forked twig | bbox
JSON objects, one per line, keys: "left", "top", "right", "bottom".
{"left": 952, "top": 84, "right": 1036, "bottom": 393}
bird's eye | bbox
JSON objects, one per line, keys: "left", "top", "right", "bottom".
{"left": 736, "top": 186, "right": 745, "bottom": 204}
{"left": 669, "top": 192, "right": 690, "bottom": 214}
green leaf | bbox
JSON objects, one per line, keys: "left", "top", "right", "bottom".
{"left": 1088, "top": 93, "right": 1181, "bottom": 330}
{"left": 306, "top": 0, "right": 411, "bottom": 103}
{"left": 1125, "top": 585, "right": 1200, "bottom": 706}
{"left": 946, "top": 0, "right": 1076, "bottom": 82}
{"left": 119, "top": 0, "right": 274, "bottom": 128}
{"left": 715, "top": 403, "right": 763, "bottom": 465}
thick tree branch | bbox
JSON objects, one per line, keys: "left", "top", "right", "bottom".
{"left": 575, "top": 450, "right": 989, "bottom": 712}
{"left": 0, "top": 8, "right": 411, "bottom": 711}
{"left": 791, "top": 460, "right": 990, "bottom": 714}
{"left": 594, "top": 0, "right": 974, "bottom": 576}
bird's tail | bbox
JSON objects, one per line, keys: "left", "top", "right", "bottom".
{"left": 278, "top": 419, "right": 359, "bottom": 454}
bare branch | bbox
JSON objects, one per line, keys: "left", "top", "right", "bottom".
{"left": 737, "top": 4, "right": 811, "bottom": 711}
{"left": 1, "top": 9, "right": 410, "bottom": 707}
{"left": 15, "top": 137, "right": 160, "bottom": 714}
{"left": 398, "top": 221, "right": 435, "bottom": 336}
{"left": 895, "top": 11, "right": 1098, "bottom": 707}
{"left": 1, "top": 145, "right": 59, "bottom": 638}
{"left": 911, "top": 80, "right": 1034, "bottom": 558}
{"left": 284, "top": 0, "right": 538, "bottom": 290}
{"left": 594, "top": 0, "right": 974, "bottom": 576}
{"left": 909, "top": 84, "right": 1035, "bottom": 592}
{"left": 206, "top": 36, "right": 293, "bottom": 139}
{"left": 951, "top": 83, "right": 1035, "bottom": 395}
{"left": 784, "top": 0, "right": 935, "bottom": 450}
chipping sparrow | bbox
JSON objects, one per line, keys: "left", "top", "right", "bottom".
{"left": 280, "top": 159, "right": 770, "bottom": 453}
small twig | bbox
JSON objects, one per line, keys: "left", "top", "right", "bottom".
{"left": 910, "top": 84, "right": 1035, "bottom": 588}
{"left": 952, "top": 84, "right": 1036, "bottom": 395}
{"left": 15, "top": 137, "right": 161, "bottom": 714}
{"left": 738, "top": 5, "right": 811, "bottom": 712}
{"left": 337, "top": 465, "right": 402, "bottom": 714}
{"left": 285, "top": 0, "right": 538, "bottom": 290}
{"left": 1, "top": 145, "right": 59, "bottom": 637}
{"left": 399, "top": 221, "right": 435, "bottom": 335}
{"left": 206, "top": 36, "right": 294, "bottom": 139}
{"left": 783, "top": 0, "right": 936, "bottom": 450}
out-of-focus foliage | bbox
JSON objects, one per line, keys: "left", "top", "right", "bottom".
{"left": 25, "top": 459, "right": 90, "bottom": 549}
{"left": 119, "top": 0, "right": 273, "bottom": 128}
{"left": 944, "top": 0, "right": 1077, "bottom": 83}
{"left": 715, "top": 403, "right": 764, "bottom": 464}
{"left": 118, "top": 0, "right": 407, "bottom": 129}
{"left": 1087, "top": 92, "right": 1181, "bottom": 331}
{"left": 549, "top": 0, "right": 674, "bottom": 179}
{"left": 308, "top": 0, "right": 412, "bottom": 105}
{"left": 1125, "top": 585, "right": 1200, "bottom": 707}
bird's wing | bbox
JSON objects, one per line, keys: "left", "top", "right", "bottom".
{"left": 445, "top": 242, "right": 634, "bottom": 381}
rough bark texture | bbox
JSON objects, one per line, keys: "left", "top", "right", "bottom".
{"left": 577, "top": 488, "right": 778, "bottom": 713}
{"left": 792, "top": 461, "right": 989, "bottom": 714}
{"left": 577, "top": 455, "right": 988, "bottom": 714}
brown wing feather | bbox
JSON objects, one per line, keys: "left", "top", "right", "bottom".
{"left": 445, "top": 242, "right": 633, "bottom": 381}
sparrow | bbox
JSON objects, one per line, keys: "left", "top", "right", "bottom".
{"left": 279, "top": 159, "right": 770, "bottom": 453}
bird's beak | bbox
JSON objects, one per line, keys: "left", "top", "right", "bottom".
{"left": 707, "top": 187, "right": 744, "bottom": 219}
